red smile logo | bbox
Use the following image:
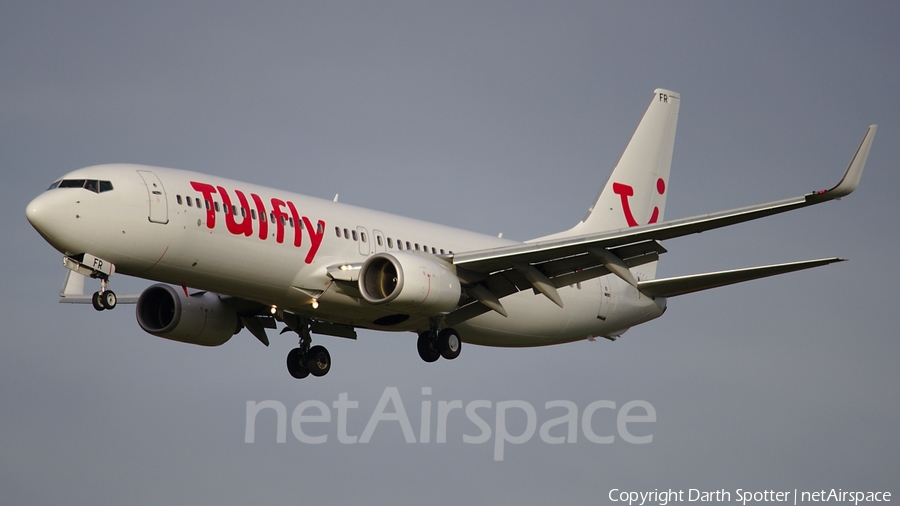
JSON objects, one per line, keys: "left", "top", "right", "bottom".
{"left": 612, "top": 178, "right": 666, "bottom": 227}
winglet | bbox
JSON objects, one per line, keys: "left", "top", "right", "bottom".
{"left": 817, "top": 125, "right": 877, "bottom": 199}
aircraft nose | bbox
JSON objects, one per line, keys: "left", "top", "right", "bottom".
{"left": 26, "top": 191, "right": 66, "bottom": 241}
{"left": 26, "top": 189, "right": 91, "bottom": 255}
{"left": 26, "top": 194, "right": 49, "bottom": 231}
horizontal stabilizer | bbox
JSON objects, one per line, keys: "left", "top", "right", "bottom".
{"left": 637, "top": 257, "right": 845, "bottom": 298}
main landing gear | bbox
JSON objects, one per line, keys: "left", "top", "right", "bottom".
{"left": 417, "top": 320, "right": 462, "bottom": 363}
{"left": 284, "top": 316, "right": 331, "bottom": 379}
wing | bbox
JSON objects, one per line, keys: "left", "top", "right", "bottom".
{"left": 446, "top": 126, "right": 875, "bottom": 322}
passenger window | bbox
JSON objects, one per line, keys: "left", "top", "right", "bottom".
{"left": 415, "top": 243, "right": 419, "bottom": 251}
{"left": 343, "top": 229, "right": 349, "bottom": 239}
{"left": 203, "top": 199, "right": 209, "bottom": 210}
{"left": 178, "top": 195, "right": 184, "bottom": 205}
{"left": 241, "top": 208, "right": 246, "bottom": 218}
{"left": 432, "top": 247, "right": 436, "bottom": 254}
{"left": 335, "top": 227, "right": 341, "bottom": 238}
{"left": 251, "top": 209, "right": 257, "bottom": 220}
{"left": 361, "top": 232, "right": 367, "bottom": 243}
{"left": 214, "top": 202, "right": 220, "bottom": 212}
{"left": 232, "top": 205, "right": 238, "bottom": 216}
{"left": 289, "top": 217, "right": 294, "bottom": 228}
{"left": 317, "top": 222, "right": 324, "bottom": 234}
{"left": 351, "top": 230, "right": 358, "bottom": 241}
{"left": 259, "top": 211, "right": 266, "bottom": 222}
{"left": 440, "top": 249, "right": 445, "bottom": 255}
{"left": 99, "top": 181, "right": 114, "bottom": 192}
{"left": 376, "top": 236, "right": 383, "bottom": 246}
{"left": 387, "top": 238, "right": 393, "bottom": 248}
{"left": 270, "top": 212, "right": 275, "bottom": 223}
{"left": 406, "top": 241, "right": 411, "bottom": 250}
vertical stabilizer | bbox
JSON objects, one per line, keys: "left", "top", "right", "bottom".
{"left": 544, "top": 89, "right": 680, "bottom": 239}
{"left": 586, "top": 89, "right": 679, "bottom": 232}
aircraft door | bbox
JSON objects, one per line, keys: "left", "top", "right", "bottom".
{"left": 373, "top": 230, "right": 385, "bottom": 253}
{"left": 357, "top": 226, "right": 370, "bottom": 255}
{"left": 597, "top": 277, "right": 615, "bottom": 321}
{"left": 137, "top": 170, "right": 168, "bottom": 224}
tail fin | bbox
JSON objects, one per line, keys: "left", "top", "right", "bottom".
{"left": 550, "top": 89, "right": 680, "bottom": 238}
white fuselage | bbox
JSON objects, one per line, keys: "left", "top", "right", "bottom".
{"left": 26, "top": 164, "right": 666, "bottom": 347}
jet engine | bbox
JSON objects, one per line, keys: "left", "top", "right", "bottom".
{"left": 136, "top": 284, "right": 238, "bottom": 346}
{"left": 359, "top": 252, "right": 463, "bottom": 315}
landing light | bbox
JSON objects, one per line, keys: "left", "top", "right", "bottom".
{"left": 311, "top": 300, "right": 319, "bottom": 309}
{"left": 270, "top": 306, "right": 277, "bottom": 315}
{"left": 339, "top": 264, "right": 352, "bottom": 271}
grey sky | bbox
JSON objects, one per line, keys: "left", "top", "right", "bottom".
{"left": 3, "top": 2, "right": 898, "bottom": 504}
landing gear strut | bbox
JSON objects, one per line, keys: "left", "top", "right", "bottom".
{"left": 283, "top": 314, "right": 331, "bottom": 379}
{"left": 417, "top": 319, "right": 462, "bottom": 362}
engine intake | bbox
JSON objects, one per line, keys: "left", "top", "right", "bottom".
{"left": 359, "top": 252, "right": 462, "bottom": 315}
{"left": 136, "top": 284, "right": 238, "bottom": 346}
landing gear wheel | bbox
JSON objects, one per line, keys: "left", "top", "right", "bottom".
{"left": 286, "top": 348, "right": 310, "bottom": 379}
{"left": 306, "top": 345, "right": 331, "bottom": 377}
{"left": 438, "top": 328, "right": 462, "bottom": 360}
{"left": 417, "top": 332, "right": 441, "bottom": 363}
{"left": 91, "top": 291, "right": 105, "bottom": 311}
{"left": 102, "top": 290, "right": 117, "bottom": 310}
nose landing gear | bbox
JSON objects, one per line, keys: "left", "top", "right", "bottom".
{"left": 91, "top": 276, "right": 117, "bottom": 311}
{"left": 62, "top": 254, "right": 119, "bottom": 311}
{"left": 91, "top": 288, "right": 117, "bottom": 311}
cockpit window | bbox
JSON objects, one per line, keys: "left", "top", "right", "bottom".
{"left": 51, "top": 179, "right": 114, "bottom": 193}
{"left": 58, "top": 179, "right": 86, "bottom": 189}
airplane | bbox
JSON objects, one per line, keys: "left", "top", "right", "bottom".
{"left": 25, "top": 89, "right": 876, "bottom": 379}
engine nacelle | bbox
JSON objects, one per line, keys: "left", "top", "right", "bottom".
{"left": 359, "top": 252, "right": 463, "bottom": 315}
{"left": 136, "top": 284, "right": 238, "bottom": 347}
